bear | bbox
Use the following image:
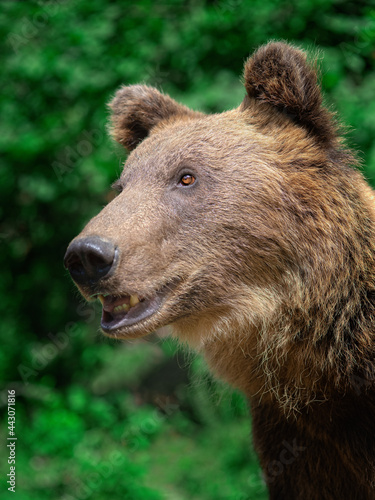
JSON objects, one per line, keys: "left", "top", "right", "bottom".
{"left": 64, "top": 42, "right": 375, "bottom": 499}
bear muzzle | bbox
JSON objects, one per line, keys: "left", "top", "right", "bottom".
{"left": 64, "top": 235, "right": 183, "bottom": 335}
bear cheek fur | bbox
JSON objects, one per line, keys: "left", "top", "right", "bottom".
{"left": 137, "top": 118, "right": 296, "bottom": 351}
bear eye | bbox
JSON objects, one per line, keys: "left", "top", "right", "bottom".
{"left": 178, "top": 174, "right": 196, "bottom": 187}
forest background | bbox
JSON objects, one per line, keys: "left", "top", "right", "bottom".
{"left": 1, "top": 1, "right": 374, "bottom": 499}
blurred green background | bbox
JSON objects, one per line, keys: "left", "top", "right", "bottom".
{"left": 1, "top": 1, "right": 375, "bottom": 499}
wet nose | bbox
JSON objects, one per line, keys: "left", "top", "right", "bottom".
{"left": 64, "top": 236, "right": 117, "bottom": 286}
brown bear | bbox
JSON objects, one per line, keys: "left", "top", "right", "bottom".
{"left": 64, "top": 42, "right": 375, "bottom": 499}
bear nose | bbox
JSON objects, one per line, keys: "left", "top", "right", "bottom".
{"left": 64, "top": 236, "right": 117, "bottom": 286}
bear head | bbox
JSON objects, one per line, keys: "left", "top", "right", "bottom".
{"left": 64, "top": 42, "right": 370, "bottom": 357}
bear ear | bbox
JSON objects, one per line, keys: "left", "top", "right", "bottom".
{"left": 109, "top": 85, "right": 200, "bottom": 151}
{"left": 242, "top": 42, "right": 337, "bottom": 144}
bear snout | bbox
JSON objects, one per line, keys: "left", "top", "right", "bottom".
{"left": 64, "top": 235, "right": 118, "bottom": 288}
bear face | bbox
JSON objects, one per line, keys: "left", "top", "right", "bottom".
{"left": 65, "top": 109, "right": 289, "bottom": 343}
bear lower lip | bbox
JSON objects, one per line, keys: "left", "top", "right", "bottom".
{"left": 100, "top": 294, "right": 164, "bottom": 332}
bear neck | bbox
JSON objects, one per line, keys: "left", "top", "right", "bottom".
{"left": 182, "top": 262, "right": 375, "bottom": 417}
{"left": 200, "top": 306, "right": 374, "bottom": 417}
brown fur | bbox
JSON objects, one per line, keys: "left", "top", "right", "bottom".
{"left": 65, "top": 42, "right": 375, "bottom": 499}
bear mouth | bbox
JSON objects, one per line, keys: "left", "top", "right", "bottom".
{"left": 94, "top": 292, "right": 162, "bottom": 333}
{"left": 93, "top": 281, "right": 179, "bottom": 334}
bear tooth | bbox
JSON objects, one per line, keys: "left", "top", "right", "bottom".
{"left": 114, "top": 303, "right": 130, "bottom": 313}
{"left": 130, "top": 295, "right": 140, "bottom": 307}
{"left": 98, "top": 295, "right": 105, "bottom": 305}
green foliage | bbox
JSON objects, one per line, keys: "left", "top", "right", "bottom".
{"left": 1, "top": 0, "right": 374, "bottom": 498}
